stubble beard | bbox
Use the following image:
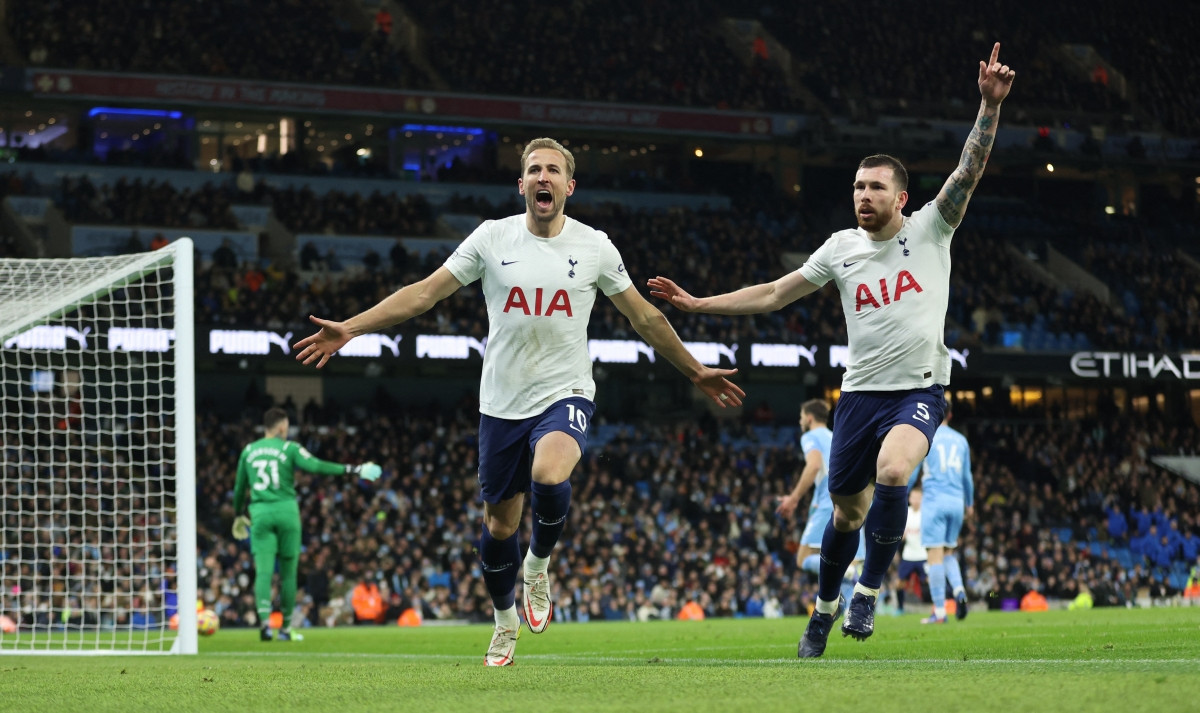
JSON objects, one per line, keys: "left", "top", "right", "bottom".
{"left": 527, "top": 195, "right": 561, "bottom": 224}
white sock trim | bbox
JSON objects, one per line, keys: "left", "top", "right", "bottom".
{"left": 524, "top": 553, "right": 550, "bottom": 574}
{"left": 495, "top": 605, "right": 519, "bottom": 627}
{"left": 934, "top": 607, "right": 947, "bottom": 618}
{"left": 853, "top": 582, "right": 880, "bottom": 598}
{"left": 815, "top": 597, "right": 840, "bottom": 615}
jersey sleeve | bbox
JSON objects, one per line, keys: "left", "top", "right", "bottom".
{"left": 799, "top": 431, "right": 818, "bottom": 457}
{"left": 442, "top": 220, "right": 491, "bottom": 286}
{"left": 233, "top": 446, "right": 251, "bottom": 514}
{"left": 797, "top": 235, "right": 838, "bottom": 287}
{"left": 288, "top": 441, "right": 348, "bottom": 476}
{"left": 596, "top": 232, "right": 633, "bottom": 296}
{"left": 913, "top": 201, "right": 956, "bottom": 247}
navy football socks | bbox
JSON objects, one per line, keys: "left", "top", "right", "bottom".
{"left": 529, "top": 480, "right": 572, "bottom": 559}
{"left": 479, "top": 526, "right": 520, "bottom": 610}
{"left": 858, "top": 483, "right": 908, "bottom": 590}
{"left": 817, "top": 519, "right": 862, "bottom": 602}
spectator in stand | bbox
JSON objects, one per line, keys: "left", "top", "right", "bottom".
{"left": 213, "top": 238, "right": 239, "bottom": 270}
{"left": 1104, "top": 497, "right": 1128, "bottom": 542}
{"left": 352, "top": 576, "right": 385, "bottom": 625}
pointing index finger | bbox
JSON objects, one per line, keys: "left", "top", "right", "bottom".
{"left": 990, "top": 42, "right": 1000, "bottom": 67}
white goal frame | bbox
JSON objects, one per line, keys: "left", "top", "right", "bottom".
{"left": 0, "top": 239, "right": 196, "bottom": 655}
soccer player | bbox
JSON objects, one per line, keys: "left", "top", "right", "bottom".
{"left": 894, "top": 486, "right": 928, "bottom": 615}
{"left": 775, "top": 399, "right": 864, "bottom": 604}
{"left": 232, "top": 407, "right": 381, "bottom": 642}
{"left": 292, "top": 137, "right": 744, "bottom": 666}
{"left": 909, "top": 403, "right": 973, "bottom": 623}
{"left": 648, "top": 44, "right": 1014, "bottom": 657}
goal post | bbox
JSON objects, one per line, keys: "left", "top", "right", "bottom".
{"left": 0, "top": 239, "right": 196, "bottom": 655}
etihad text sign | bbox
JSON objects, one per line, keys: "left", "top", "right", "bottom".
{"left": 1069, "top": 352, "right": 1200, "bottom": 380}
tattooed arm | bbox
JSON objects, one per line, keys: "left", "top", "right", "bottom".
{"left": 936, "top": 42, "right": 1016, "bottom": 228}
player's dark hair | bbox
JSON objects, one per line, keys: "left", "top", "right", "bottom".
{"left": 263, "top": 407, "right": 288, "bottom": 430}
{"left": 800, "top": 399, "right": 830, "bottom": 424}
{"left": 858, "top": 154, "right": 909, "bottom": 193}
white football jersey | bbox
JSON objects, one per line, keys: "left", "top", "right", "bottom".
{"left": 799, "top": 201, "right": 955, "bottom": 391}
{"left": 443, "top": 214, "right": 632, "bottom": 419}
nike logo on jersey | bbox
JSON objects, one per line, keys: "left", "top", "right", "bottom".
{"left": 843, "top": 261, "right": 859, "bottom": 268}
{"left": 501, "top": 260, "right": 518, "bottom": 266}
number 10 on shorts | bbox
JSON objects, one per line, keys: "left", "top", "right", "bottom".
{"left": 565, "top": 403, "right": 588, "bottom": 434}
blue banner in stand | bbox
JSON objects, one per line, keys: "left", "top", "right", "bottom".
{"left": 229, "top": 205, "right": 271, "bottom": 229}
{"left": 4, "top": 196, "right": 50, "bottom": 222}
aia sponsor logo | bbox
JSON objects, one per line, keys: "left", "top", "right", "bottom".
{"left": 503, "top": 286, "right": 573, "bottom": 317}
{"left": 854, "top": 270, "right": 923, "bottom": 312}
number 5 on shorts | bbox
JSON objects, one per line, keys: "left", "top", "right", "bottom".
{"left": 913, "top": 403, "right": 932, "bottom": 424}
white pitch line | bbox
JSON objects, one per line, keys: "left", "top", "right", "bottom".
{"left": 204, "top": 651, "right": 1200, "bottom": 666}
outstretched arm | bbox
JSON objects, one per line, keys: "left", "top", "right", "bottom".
{"left": 776, "top": 449, "right": 822, "bottom": 517}
{"left": 608, "top": 285, "right": 746, "bottom": 408}
{"left": 293, "top": 266, "right": 463, "bottom": 368}
{"left": 647, "top": 268, "right": 819, "bottom": 316}
{"left": 935, "top": 42, "right": 1016, "bottom": 228}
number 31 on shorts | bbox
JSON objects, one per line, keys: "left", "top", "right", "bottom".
{"left": 565, "top": 403, "right": 589, "bottom": 434}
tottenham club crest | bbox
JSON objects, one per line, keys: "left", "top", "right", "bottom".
{"left": 568, "top": 257, "right": 578, "bottom": 278}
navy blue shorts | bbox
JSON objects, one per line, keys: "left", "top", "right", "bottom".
{"left": 898, "top": 559, "right": 926, "bottom": 582}
{"left": 827, "top": 385, "right": 945, "bottom": 497}
{"left": 476, "top": 396, "right": 595, "bottom": 504}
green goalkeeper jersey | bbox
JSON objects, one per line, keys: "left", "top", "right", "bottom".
{"left": 233, "top": 437, "right": 346, "bottom": 513}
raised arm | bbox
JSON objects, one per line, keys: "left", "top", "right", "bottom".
{"left": 607, "top": 285, "right": 746, "bottom": 408}
{"left": 935, "top": 42, "right": 1016, "bottom": 228}
{"left": 293, "top": 266, "right": 463, "bottom": 368}
{"left": 647, "top": 268, "right": 819, "bottom": 316}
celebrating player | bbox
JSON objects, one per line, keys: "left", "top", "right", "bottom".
{"left": 648, "top": 43, "right": 1014, "bottom": 657}
{"left": 909, "top": 402, "right": 974, "bottom": 623}
{"left": 292, "top": 137, "right": 744, "bottom": 666}
{"left": 232, "top": 407, "right": 381, "bottom": 642}
{"left": 775, "top": 399, "right": 864, "bottom": 604}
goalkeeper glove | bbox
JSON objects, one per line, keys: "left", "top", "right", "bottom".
{"left": 232, "top": 515, "right": 251, "bottom": 539}
{"left": 347, "top": 462, "right": 382, "bottom": 481}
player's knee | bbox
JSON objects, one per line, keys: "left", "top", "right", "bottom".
{"left": 876, "top": 460, "right": 912, "bottom": 486}
{"left": 530, "top": 466, "right": 571, "bottom": 486}
{"left": 832, "top": 508, "right": 865, "bottom": 531}
{"left": 484, "top": 514, "right": 519, "bottom": 539}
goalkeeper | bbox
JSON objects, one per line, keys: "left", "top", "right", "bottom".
{"left": 232, "top": 407, "right": 381, "bottom": 641}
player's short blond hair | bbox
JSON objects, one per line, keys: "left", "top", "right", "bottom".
{"left": 521, "top": 138, "right": 575, "bottom": 179}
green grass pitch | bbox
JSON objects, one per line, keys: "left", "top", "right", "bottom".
{"left": 2, "top": 608, "right": 1198, "bottom": 712}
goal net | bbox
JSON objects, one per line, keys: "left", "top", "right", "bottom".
{"left": 0, "top": 240, "right": 196, "bottom": 655}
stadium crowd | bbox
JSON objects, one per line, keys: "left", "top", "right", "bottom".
{"left": 6, "top": 393, "right": 1195, "bottom": 632}
{"left": 7, "top": 0, "right": 429, "bottom": 92}
{"left": 12, "top": 0, "right": 1196, "bottom": 135}
{"left": 5, "top": 165, "right": 1198, "bottom": 351}
{"left": 407, "top": 0, "right": 800, "bottom": 112}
